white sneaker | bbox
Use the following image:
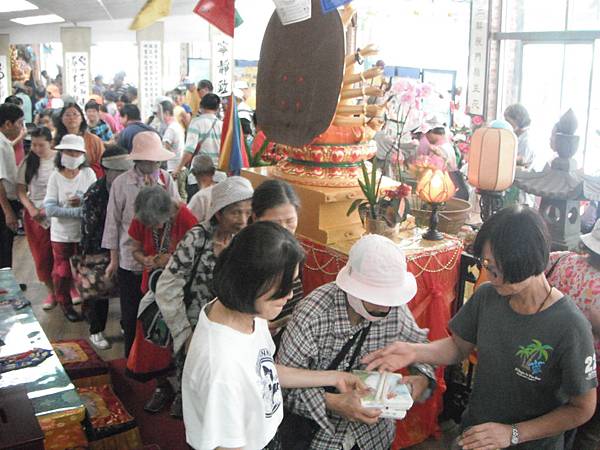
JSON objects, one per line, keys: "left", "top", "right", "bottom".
{"left": 90, "top": 332, "right": 111, "bottom": 350}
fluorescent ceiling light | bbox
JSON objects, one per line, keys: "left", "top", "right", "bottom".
{"left": 10, "top": 14, "right": 65, "bottom": 25}
{"left": 0, "top": 0, "right": 38, "bottom": 13}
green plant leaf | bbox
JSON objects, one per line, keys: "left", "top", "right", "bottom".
{"left": 346, "top": 199, "right": 364, "bottom": 216}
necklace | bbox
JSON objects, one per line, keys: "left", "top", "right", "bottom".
{"left": 535, "top": 286, "right": 554, "bottom": 314}
{"left": 510, "top": 286, "right": 554, "bottom": 315}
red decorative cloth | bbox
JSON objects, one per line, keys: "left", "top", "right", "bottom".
{"left": 53, "top": 339, "right": 109, "bottom": 380}
{"left": 299, "top": 236, "right": 462, "bottom": 448}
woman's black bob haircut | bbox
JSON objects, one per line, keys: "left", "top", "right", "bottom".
{"left": 252, "top": 179, "right": 300, "bottom": 219}
{"left": 473, "top": 205, "right": 550, "bottom": 284}
{"left": 213, "top": 221, "right": 305, "bottom": 314}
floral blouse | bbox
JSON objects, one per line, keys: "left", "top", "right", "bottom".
{"left": 154, "top": 221, "right": 217, "bottom": 354}
{"left": 547, "top": 251, "right": 600, "bottom": 354}
{"left": 80, "top": 178, "right": 109, "bottom": 255}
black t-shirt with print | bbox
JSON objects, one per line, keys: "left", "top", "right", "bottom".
{"left": 450, "top": 283, "right": 597, "bottom": 449}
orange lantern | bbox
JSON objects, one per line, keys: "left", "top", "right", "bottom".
{"left": 417, "top": 169, "right": 456, "bottom": 240}
{"left": 417, "top": 169, "right": 456, "bottom": 204}
{"left": 467, "top": 127, "right": 517, "bottom": 192}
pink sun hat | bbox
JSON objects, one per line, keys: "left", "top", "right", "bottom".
{"left": 336, "top": 234, "right": 417, "bottom": 306}
{"left": 127, "top": 131, "right": 174, "bottom": 162}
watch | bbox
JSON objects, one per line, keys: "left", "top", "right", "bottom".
{"left": 510, "top": 424, "right": 519, "bottom": 446}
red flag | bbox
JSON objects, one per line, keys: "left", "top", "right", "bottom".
{"left": 193, "top": 0, "right": 235, "bottom": 37}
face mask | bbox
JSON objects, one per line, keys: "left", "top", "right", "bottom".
{"left": 62, "top": 153, "right": 85, "bottom": 170}
{"left": 346, "top": 293, "right": 390, "bottom": 322}
{"left": 136, "top": 161, "right": 160, "bottom": 175}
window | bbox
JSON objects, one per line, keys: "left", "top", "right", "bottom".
{"left": 495, "top": 0, "right": 600, "bottom": 174}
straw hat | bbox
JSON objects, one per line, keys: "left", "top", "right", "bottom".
{"left": 207, "top": 176, "right": 254, "bottom": 219}
{"left": 336, "top": 234, "right": 417, "bottom": 306}
{"left": 55, "top": 134, "right": 87, "bottom": 153}
{"left": 582, "top": 220, "right": 600, "bottom": 255}
{"left": 127, "top": 131, "right": 175, "bottom": 162}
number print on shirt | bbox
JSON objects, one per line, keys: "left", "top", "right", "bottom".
{"left": 256, "top": 348, "right": 282, "bottom": 418}
{"left": 585, "top": 354, "right": 597, "bottom": 381}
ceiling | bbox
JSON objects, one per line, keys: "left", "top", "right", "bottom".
{"left": 0, "top": 0, "right": 199, "bottom": 29}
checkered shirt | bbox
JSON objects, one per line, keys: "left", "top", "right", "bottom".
{"left": 276, "top": 282, "right": 436, "bottom": 450}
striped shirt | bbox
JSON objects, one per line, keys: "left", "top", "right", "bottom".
{"left": 277, "top": 282, "right": 435, "bottom": 450}
{"left": 184, "top": 113, "right": 222, "bottom": 166}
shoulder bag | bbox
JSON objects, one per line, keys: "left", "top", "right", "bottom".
{"left": 138, "top": 224, "right": 208, "bottom": 348}
{"left": 278, "top": 324, "right": 372, "bottom": 450}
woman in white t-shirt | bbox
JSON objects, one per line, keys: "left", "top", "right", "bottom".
{"left": 17, "top": 126, "right": 57, "bottom": 310}
{"left": 44, "top": 134, "right": 96, "bottom": 322}
{"left": 182, "top": 222, "right": 363, "bottom": 450}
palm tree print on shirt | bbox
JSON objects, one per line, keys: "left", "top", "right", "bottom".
{"left": 516, "top": 339, "right": 553, "bottom": 376}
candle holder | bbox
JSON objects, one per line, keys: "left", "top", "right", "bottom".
{"left": 416, "top": 168, "right": 456, "bottom": 241}
{"left": 423, "top": 202, "right": 445, "bottom": 241}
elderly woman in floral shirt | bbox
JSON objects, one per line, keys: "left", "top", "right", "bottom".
{"left": 154, "top": 176, "right": 253, "bottom": 417}
{"left": 547, "top": 220, "right": 600, "bottom": 449}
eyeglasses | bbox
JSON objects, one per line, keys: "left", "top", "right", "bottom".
{"left": 475, "top": 256, "right": 502, "bottom": 279}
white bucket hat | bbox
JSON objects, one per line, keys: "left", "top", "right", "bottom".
{"left": 207, "top": 176, "right": 254, "bottom": 219}
{"left": 336, "top": 234, "right": 417, "bottom": 306}
{"left": 581, "top": 220, "right": 600, "bottom": 255}
{"left": 55, "top": 134, "right": 87, "bottom": 153}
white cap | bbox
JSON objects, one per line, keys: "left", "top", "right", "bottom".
{"left": 336, "top": 234, "right": 417, "bottom": 306}
{"left": 55, "top": 134, "right": 87, "bottom": 153}
{"left": 582, "top": 220, "right": 600, "bottom": 255}
{"left": 207, "top": 176, "right": 254, "bottom": 219}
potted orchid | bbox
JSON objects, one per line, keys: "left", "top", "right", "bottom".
{"left": 345, "top": 79, "right": 431, "bottom": 235}
{"left": 346, "top": 161, "right": 412, "bottom": 236}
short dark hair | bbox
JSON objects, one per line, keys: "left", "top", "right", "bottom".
{"left": 473, "top": 205, "right": 550, "bottom": 283}
{"left": 104, "top": 91, "right": 118, "bottom": 102}
{"left": 200, "top": 93, "right": 220, "bottom": 111}
{"left": 160, "top": 100, "right": 173, "bottom": 115}
{"left": 252, "top": 179, "right": 300, "bottom": 219}
{"left": 118, "top": 94, "right": 131, "bottom": 104}
{"left": 0, "top": 103, "right": 24, "bottom": 126}
{"left": 127, "top": 86, "right": 138, "bottom": 98}
{"left": 4, "top": 95, "right": 23, "bottom": 106}
{"left": 213, "top": 222, "right": 305, "bottom": 314}
{"left": 504, "top": 104, "right": 531, "bottom": 129}
{"left": 198, "top": 79, "right": 213, "bottom": 92}
{"left": 85, "top": 100, "right": 100, "bottom": 112}
{"left": 120, "top": 104, "right": 141, "bottom": 121}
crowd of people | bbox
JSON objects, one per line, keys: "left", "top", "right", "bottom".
{"left": 1, "top": 70, "right": 599, "bottom": 450}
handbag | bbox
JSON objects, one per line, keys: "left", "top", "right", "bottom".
{"left": 138, "top": 224, "right": 207, "bottom": 348}
{"left": 69, "top": 253, "right": 119, "bottom": 301}
{"left": 278, "top": 324, "right": 372, "bottom": 450}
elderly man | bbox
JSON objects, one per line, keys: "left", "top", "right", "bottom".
{"left": 277, "top": 234, "right": 436, "bottom": 450}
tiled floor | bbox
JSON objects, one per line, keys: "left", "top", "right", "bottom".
{"left": 14, "top": 235, "right": 459, "bottom": 449}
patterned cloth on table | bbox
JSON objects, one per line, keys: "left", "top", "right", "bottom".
{"left": 0, "top": 348, "right": 53, "bottom": 373}
{"left": 78, "top": 384, "right": 142, "bottom": 448}
{"left": 276, "top": 282, "right": 435, "bottom": 450}
{"left": 52, "top": 339, "right": 109, "bottom": 385}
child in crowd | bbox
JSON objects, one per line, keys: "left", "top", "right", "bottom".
{"left": 44, "top": 134, "right": 96, "bottom": 322}
{"left": 17, "top": 126, "right": 57, "bottom": 309}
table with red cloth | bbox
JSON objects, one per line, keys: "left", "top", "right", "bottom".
{"left": 298, "top": 228, "right": 463, "bottom": 449}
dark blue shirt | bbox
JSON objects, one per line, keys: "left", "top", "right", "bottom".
{"left": 117, "top": 121, "right": 159, "bottom": 152}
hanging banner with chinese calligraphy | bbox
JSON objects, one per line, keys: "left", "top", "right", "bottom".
{"left": 466, "top": 0, "right": 489, "bottom": 116}
{"left": 211, "top": 28, "right": 233, "bottom": 97}
{"left": 139, "top": 40, "right": 162, "bottom": 121}
{"left": 0, "top": 56, "right": 8, "bottom": 102}
{"left": 65, "top": 52, "right": 89, "bottom": 108}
